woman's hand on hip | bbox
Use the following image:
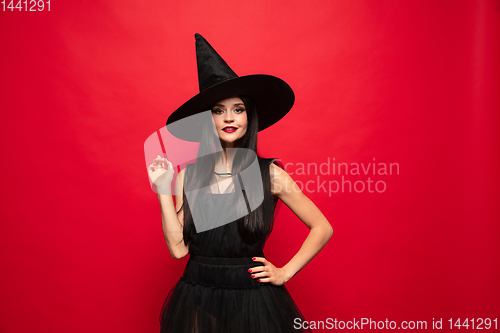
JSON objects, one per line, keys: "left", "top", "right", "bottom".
{"left": 248, "top": 257, "right": 290, "bottom": 286}
{"left": 148, "top": 155, "right": 174, "bottom": 193}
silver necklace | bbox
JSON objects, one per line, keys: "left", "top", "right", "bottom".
{"left": 213, "top": 170, "right": 232, "bottom": 193}
{"left": 214, "top": 170, "right": 232, "bottom": 177}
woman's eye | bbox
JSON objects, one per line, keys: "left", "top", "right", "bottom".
{"left": 235, "top": 108, "right": 245, "bottom": 113}
{"left": 212, "top": 109, "right": 224, "bottom": 114}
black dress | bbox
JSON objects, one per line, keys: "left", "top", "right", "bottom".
{"left": 159, "top": 157, "right": 311, "bottom": 333}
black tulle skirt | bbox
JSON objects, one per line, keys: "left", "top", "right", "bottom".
{"left": 159, "top": 254, "right": 311, "bottom": 333}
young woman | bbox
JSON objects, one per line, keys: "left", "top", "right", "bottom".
{"left": 148, "top": 33, "right": 332, "bottom": 333}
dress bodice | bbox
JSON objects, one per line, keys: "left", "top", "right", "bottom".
{"left": 188, "top": 204, "right": 267, "bottom": 257}
{"left": 186, "top": 157, "right": 277, "bottom": 258}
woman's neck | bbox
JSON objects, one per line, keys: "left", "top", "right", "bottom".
{"left": 215, "top": 147, "right": 236, "bottom": 173}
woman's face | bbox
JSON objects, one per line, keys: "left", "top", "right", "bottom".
{"left": 211, "top": 96, "right": 248, "bottom": 147}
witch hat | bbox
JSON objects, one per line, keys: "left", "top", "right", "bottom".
{"left": 166, "top": 33, "right": 295, "bottom": 142}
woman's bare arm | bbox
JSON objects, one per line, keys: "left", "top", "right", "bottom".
{"left": 158, "top": 167, "right": 189, "bottom": 259}
{"left": 270, "top": 163, "right": 333, "bottom": 282}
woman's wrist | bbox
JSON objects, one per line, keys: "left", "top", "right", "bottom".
{"left": 281, "top": 266, "right": 294, "bottom": 283}
{"left": 155, "top": 184, "right": 173, "bottom": 196}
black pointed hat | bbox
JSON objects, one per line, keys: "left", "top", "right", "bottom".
{"left": 166, "top": 33, "right": 295, "bottom": 142}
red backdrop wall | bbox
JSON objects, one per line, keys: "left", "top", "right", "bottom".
{"left": 1, "top": 1, "right": 499, "bottom": 332}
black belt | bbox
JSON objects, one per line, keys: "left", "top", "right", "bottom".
{"left": 189, "top": 254, "right": 264, "bottom": 265}
{"left": 181, "top": 254, "right": 266, "bottom": 289}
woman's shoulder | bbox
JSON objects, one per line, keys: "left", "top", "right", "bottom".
{"left": 256, "top": 156, "right": 282, "bottom": 174}
{"left": 256, "top": 157, "right": 288, "bottom": 195}
{"left": 270, "top": 163, "right": 289, "bottom": 182}
{"left": 257, "top": 157, "right": 284, "bottom": 171}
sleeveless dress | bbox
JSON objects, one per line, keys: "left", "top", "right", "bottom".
{"left": 159, "top": 157, "right": 311, "bottom": 333}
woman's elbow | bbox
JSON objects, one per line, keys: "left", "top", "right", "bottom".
{"left": 170, "top": 252, "right": 188, "bottom": 260}
{"left": 323, "top": 222, "right": 333, "bottom": 241}
{"left": 165, "top": 239, "right": 189, "bottom": 259}
{"left": 169, "top": 246, "right": 189, "bottom": 260}
{"left": 328, "top": 225, "right": 334, "bottom": 240}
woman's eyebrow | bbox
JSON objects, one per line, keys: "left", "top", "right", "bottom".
{"left": 213, "top": 103, "right": 245, "bottom": 107}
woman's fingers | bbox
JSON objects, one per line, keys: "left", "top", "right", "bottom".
{"left": 250, "top": 270, "right": 269, "bottom": 279}
{"left": 149, "top": 156, "right": 175, "bottom": 173}
{"left": 248, "top": 265, "right": 265, "bottom": 273}
{"left": 248, "top": 257, "right": 266, "bottom": 274}
{"left": 150, "top": 155, "right": 169, "bottom": 169}
{"left": 249, "top": 257, "right": 271, "bottom": 281}
{"left": 155, "top": 156, "right": 172, "bottom": 170}
{"left": 248, "top": 257, "right": 285, "bottom": 285}
{"left": 148, "top": 159, "right": 158, "bottom": 171}
{"left": 252, "top": 257, "right": 268, "bottom": 264}
{"left": 150, "top": 158, "right": 158, "bottom": 171}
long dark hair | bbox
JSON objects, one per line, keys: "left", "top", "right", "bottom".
{"left": 178, "top": 95, "right": 283, "bottom": 245}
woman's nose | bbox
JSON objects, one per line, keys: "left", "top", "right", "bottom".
{"left": 224, "top": 112, "right": 234, "bottom": 122}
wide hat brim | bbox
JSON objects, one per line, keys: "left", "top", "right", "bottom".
{"left": 166, "top": 74, "right": 294, "bottom": 142}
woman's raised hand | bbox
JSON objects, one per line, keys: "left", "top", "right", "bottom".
{"left": 248, "top": 257, "right": 291, "bottom": 286}
{"left": 148, "top": 155, "right": 174, "bottom": 194}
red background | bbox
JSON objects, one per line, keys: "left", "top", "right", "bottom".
{"left": 1, "top": 1, "right": 499, "bottom": 332}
